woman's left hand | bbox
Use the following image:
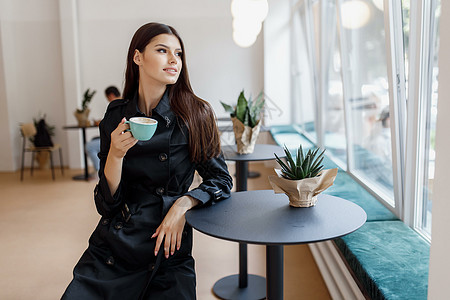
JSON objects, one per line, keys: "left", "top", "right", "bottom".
{"left": 152, "top": 196, "right": 200, "bottom": 258}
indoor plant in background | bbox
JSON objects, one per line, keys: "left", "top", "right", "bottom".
{"left": 74, "top": 88, "right": 96, "bottom": 127}
{"left": 31, "top": 114, "right": 55, "bottom": 169}
{"left": 268, "top": 145, "right": 338, "bottom": 207}
{"left": 221, "top": 90, "right": 265, "bottom": 154}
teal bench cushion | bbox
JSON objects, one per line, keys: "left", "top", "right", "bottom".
{"left": 270, "top": 125, "right": 314, "bottom": 151}
{"left": 324, "top": 171, "right": 397, "bottom": 222}
{"left": 334, "top": 221, "right": 430, "bottom": 300}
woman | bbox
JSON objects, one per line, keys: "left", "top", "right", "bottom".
{"left": 62, "top": 22, "right": 233, "bottom": 300}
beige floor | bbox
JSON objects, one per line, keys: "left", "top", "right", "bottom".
{"left": 0, "top": 162, "right": 330, "bottom": 300}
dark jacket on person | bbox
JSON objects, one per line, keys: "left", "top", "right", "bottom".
{"left": 62, "top": 89, "right": 233, "bottom": 300}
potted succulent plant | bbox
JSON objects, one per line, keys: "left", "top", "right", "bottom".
{"left": 268, "top": 145, "right": 338, "bottom": 207}
{"left": 221, "top": 90, "right": 265, "bottom": 154}
{"left": 74, "top": 88, "right": 96, "bottom": 127}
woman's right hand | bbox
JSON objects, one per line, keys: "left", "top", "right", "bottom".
{"left": 109, "top": 117, "right": 138, "bottom": 159}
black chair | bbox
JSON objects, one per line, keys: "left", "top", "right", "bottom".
{"left": 20, "top": 123, "right": 64, "bottom": 181}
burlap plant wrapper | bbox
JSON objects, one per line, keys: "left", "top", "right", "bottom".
{"left": 74, "top": 108, "right": 91, "bottom": 127}
{"left": 268, "top": 168, "right": 338, "bottom": 207}
{"left": 231, "top": 116, "right": 262, "bottom": 154}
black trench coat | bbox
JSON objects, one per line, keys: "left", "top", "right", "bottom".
{"left": 62, "top": 89, "right": 233, "bottom": 300}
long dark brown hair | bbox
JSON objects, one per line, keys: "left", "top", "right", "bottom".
{"left": 123, "top": 22, "right": 220, "bottom": 163}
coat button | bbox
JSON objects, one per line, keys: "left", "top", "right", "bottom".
{"left": 101, "top": 218, "right": 110, "bottom": 225}
{"left": 106, "top": 256, "right": 114, "bottom": 265}
{"left": 114, "top": 222, "right": 123, "bottom": 230}
{"left": 151, "top": 264, "right": 155, "bottom": 271}
{"left": 156, "top": 187, "right": 165, "bottom": 195}
{"left": 159, "top": 153, "right": 168, "bottom": 162}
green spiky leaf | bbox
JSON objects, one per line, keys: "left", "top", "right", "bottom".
{"left": 221, "top": 90, "right": 265, "bottom": 128}
{"left": 220, "top": 101, "right": 235, "bottom": 114}
{"left": 248, "top": 92, "right": 265, "bottom": 127}
{"left": 78, "top": 88, "right": 96, "bottom": 112}
{"left": 275, "top": 144, "right": 326, "bottom": 180}
{"left": 235, "top": 91, "right": 247, "bottom": 122}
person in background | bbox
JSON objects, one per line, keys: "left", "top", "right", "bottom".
{"left": 369, "top": 106, "right": 391, "bottom": 161}
{"left": 62, "top": 22, "right": 232, "bottom": 299}
{"left": 85, "top": 86, "right": 121, "bottom": 172}
{"left": 366, "top": 106, "right": 393, "bottom": 187}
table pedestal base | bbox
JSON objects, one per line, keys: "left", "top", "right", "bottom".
{"left": 247, "top": 171, "right": 261, "bottom": 178}
{"left": 213, "top": 274, "right": 266, "bottom": 300}
{"left": 267, "top": 245, "right": 283, "bottom": 300}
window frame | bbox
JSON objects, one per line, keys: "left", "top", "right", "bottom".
{"left": 303, "top": 0, "right": 320, "bottom": 143}
{"left": 336, "top": 0, "right": 400, "bottom": 213}
{"left": 383, "top": 0, "right": 408, "bottom": 217}
{"left": 404, "top": 0, "right": 439, "bottom": 241}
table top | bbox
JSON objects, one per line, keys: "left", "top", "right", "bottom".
{"left": 217, "top": 116, "right": 232, "bottom": 122}
{"left": 63, "top": 125, "right": 98, "bottom": 130}
{"left": 186, "top": 190, "right": 367, "bottom": 245}
{"left": 222, "top": 144, "right": 286, "bottom": 162}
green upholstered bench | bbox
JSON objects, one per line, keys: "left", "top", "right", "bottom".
{"left": 270, "top": 125, "right": 430, "bottom": 300}
{"left": 324, "top": 171, "right": 397, "bottom": 222}
{"left": 269, "top": 124, "right": 314, "bottom": 151}
{"left": 335, "top": 221, "right": 430, "bottom": 300}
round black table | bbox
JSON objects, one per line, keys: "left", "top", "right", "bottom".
{"left": 216, "top": 145, "right": 286, "bottom": 299}
{"left": 63, "top": 125, "right": 98, "bottom": 181}
{"left": 186, "top": 190, "right": 367, "bottom": 300}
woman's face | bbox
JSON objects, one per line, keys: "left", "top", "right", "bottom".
{"left": 133, "top": 33, "right": 183, "bottom": 87}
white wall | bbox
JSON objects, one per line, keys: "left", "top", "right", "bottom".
{"left": 0, "top": 0, "right": 66, "bottom": 171}
{"left": 0, "top": 17, "right": 14, "bottom": 171}
{"left": 428, "top": 0, "right": 450, "bottom": 297}
{"left": 0, "top": 0, "right": 264, "bottom": 170}
{"left": 76, "top": 0, "right": 264, "bottom": 120}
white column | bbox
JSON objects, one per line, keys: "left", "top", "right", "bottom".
{"left": 428, "top": 0, "right": 450, "bottom": 298}
{"left": 0, "top": 1, "right": 15, "bottom": 171}
{"left": 59, "top": 0, "right": 83, "bottom": 169}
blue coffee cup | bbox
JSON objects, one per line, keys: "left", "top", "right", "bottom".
{"left": 125, "top": 117, "right": 158, "bottom": 141}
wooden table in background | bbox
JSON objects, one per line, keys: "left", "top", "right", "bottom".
{"left": 63, "top": 125, "right": 98, "bottom": 181}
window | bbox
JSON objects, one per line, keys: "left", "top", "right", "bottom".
{"left": 292, "top": 1, "right": 318, "bottom": 143}
{"left": 290, "top": 0, "right": 441, "bottom": 240}
{"left": 338, "top": 0, "right": 394, "bottom": 204}
{"left": 322, "top": 0, "right": 347, "bottom": 165}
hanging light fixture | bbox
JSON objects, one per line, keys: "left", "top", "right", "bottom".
{"left": 232, "top": 18, "right": 262, "bottom": 36}
{"left": 372, "top": 0, "right": 384, "bottom": 11}
{"left": 231, "top": 0, "right": 268, "bottom": 48}
{"left": 231, "top": 0, "right": 269, "bottom": 22}
{"left": 340, "top": 0, "right": 371, "bottom": 29}
{"left": 233, "top": 30, "right": 258, "bottom": 48}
